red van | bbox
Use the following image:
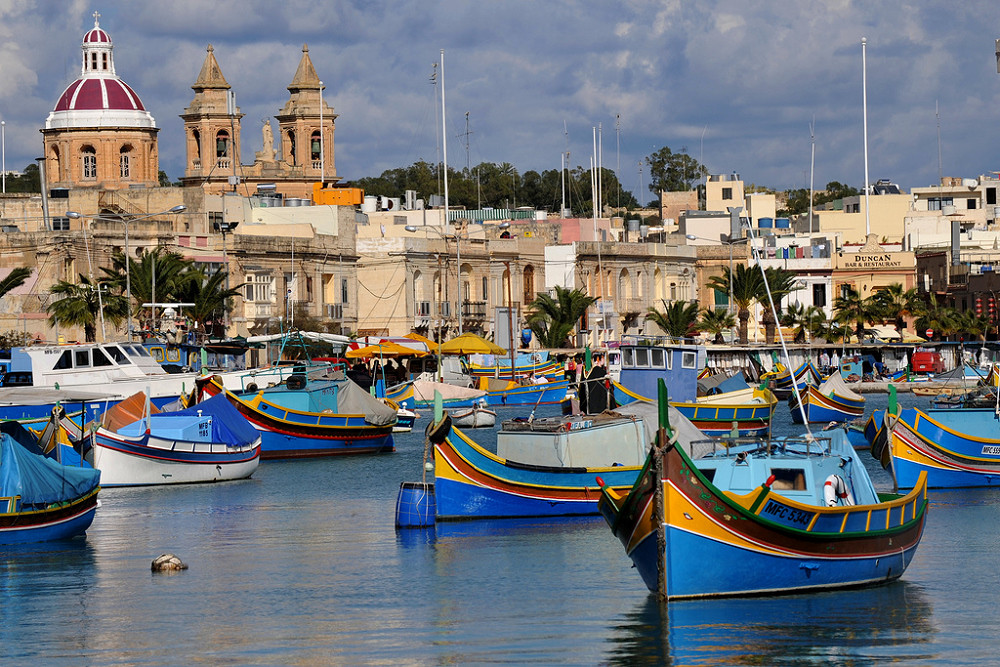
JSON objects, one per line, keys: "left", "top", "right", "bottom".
{"left": 911, "top": 349, "right": 944, "bottom": 374}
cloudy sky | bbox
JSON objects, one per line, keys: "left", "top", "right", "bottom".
{"left": 2, "top": 1, "right": 1000, "bottom": 204}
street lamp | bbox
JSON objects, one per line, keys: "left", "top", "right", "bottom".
{"left": 67, "top": 205, "right": 187, "bottom": 339}
{"left": 405, "top": 221, "right": 510, "bottom": 335}
{"left": 213, "top": 220, "right": 239, "bottom": 330}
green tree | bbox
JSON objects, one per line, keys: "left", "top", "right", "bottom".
{"left": 911, "top": 293, "right": 958, "bottom": 341}
{"left": 698, "top": 307, "right": 736, "bottom": 344}
{"left": 707, "top": 264, "right": 765, "bottom": 345}
{"left": 47, "top": 275, "right": 127, "bottom": 342}
{"left": 780, "top": 303, "right": 823, "bottom": 344}
{"left": 0, "top": 267, "right": 32, "bottom": 299}
{"left": 526, "top": 286, "right": 596, "bottom": 348}
{"left": 645, "top": 146, "right": 707, "bottom": 195}
{"left": 833, "top": 286, "right": 877, "bottom": 341}
{"left": 646, "top": 300, "right": 700, "bottom": 339}
{"left": 955, "top": 310, "right": 990, "bottom": 343}
{"left": 870, "top": 283, "right": 919, "bottom": 338}
{"left": 174, "top": 268, "right": 245, "bottom": 336}
{"left": 2, "top": 163, "right": 41, "bottom": 193}
{"left": 759, "top": 267, "right": 801, "bottom": 345}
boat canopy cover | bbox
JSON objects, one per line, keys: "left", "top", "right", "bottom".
{"left": 172, "top": 394, "right": 261, "bottom": 446}
{"left": 410, "top": 380, "right": 486, "bottom": 403}
{"left": 699, "top": 372, "right": 749, "bottom": 396}
{"left": 611, "top": 402, "right": 717, "bottom": 460}
{"left": 336, "top": 380, "right": 398, "bottom": 426}
{"left": 0, "top": 433, "right": 100, "bottom": 507}
{"left": 818, "top": 372, "right": 863, "bottom": 401}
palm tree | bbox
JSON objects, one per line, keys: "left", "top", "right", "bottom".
{"left": 0, "top": 267, "right": 32, "bottom": 300}
{"left": 127, "top": 249, "right": 197, "bottom": 329}
{"left": 911, "top": 293, "right": 957, "bottom": 342}
{"left": 526, "top": 286, "right": 596, "bottom": 348}
{"left": 780, "top": 302, "right": 823, "bottom": 344}
{"left": 759, "top": 267, "right": 801, "bottom": 344}
{"left": 698, "top": 307, "right": 736, "bottom": 344}
{"left": 833, "top": 286, "right": 875, "bottom": 341}
{"left": 955, "top": 310, "right": 990, "bottom": 342}
{"left": 47, "top": 275, "right": 127, "bottom": 342}
{"left": 174, "top": 268, "right": 245, "bottom": 337}
{"left": 870, "top": 283, "right": 919, "bottom": 338}
{"left": 646, "top": 299, "right": 700, "bottom": 339}
{"left": 706, "top": 264, "right": 765, "bottom": 345}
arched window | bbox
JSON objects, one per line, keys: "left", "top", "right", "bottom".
{"left": 310, "top": 131, "right": 322, "bottom": 162}
{"left": 192, "top": 129, "right": 201, "bottom": 161}
{"left": 287, "top": 130, "right": 297, "bottom": 165}
{"left": 618, "top": 268, "right": 632, "bottom": 299}
{"left": 120, "top": 145, "right": 132, "bottom": 179}
{"left": 215, "top": 130, "right": 230, "bottom": 158}
{"left": 81, "top": 146, "right": 97, "bottom": 180}
{"left": 49, "top": 146, "right": 61, "bottom": 182}
{"left": 522, "top": 265, "right": 535, "bottom": 305}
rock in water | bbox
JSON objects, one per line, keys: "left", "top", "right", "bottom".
{"left": 151, "top": 553, "right": 188, "bottom": 572}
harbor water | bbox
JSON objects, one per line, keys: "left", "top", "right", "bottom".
{"left": 3, "top": 393, "right": 999, "bottom": 665}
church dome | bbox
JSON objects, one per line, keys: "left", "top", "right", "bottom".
{"left": 45, "top": 14, "right": 155, "bottom": 130}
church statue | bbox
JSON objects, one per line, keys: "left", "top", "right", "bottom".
{"left": 256, "top": 119, "right": 276, "bottom": 162}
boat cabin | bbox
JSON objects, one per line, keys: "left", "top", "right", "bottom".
{"left": 617, "top": 341, "right": 705, "bottom": 403}
{"left": 0, "top": 343, "right": 167, "bottom": 388}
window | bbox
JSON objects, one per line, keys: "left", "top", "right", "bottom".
{"left": 120, "top": 146, "right": 131, "bottom": 179}
{"left": 681, "top": 351, "right": 697, "bottom": 369}
{"left": 813, "top": 283, "right": 826, "bottom": 308}
{"left": 103, "top": 345, "right": 130, "bottom": 364}
{"left": 928, "top": 197, "right": 953, "bottom": 211}
{"left": 988, "top": 188, "right": 997, "bottom": 206}
{"left": 51, "top": 217, "right": 70, "bottom": 231}
{"left": 341, "top": 278, "right": 349, "bottom": 304}
{"left": 722, "top": 187, "right": 733, "bottom": 200}
{"left": 74, "top": 350, "right": 90, "bottom": 368}
{"left": 82, "top": 147, "right": 97, "bottom": 179}
{"left": 54, "top": 351, "right": 73, "bottom": 370}
{"left": 967, "top": 198, "right": 977, "bottom": 210}
{"left": 311, "top": 131, "right": 322, "bottom": 161}
{"left": 650, "top": 348, "right": 665, "bottom": 368}
{"left": 482, "top": 276, "right": 488, "bottom": 302}
{"left": 93, "top": 348, "right": 113, "bottom": 367}
{"left": 634, "top": 348, "right": 649, "bottom": 368}
{"left": 216, "top": 131, "right": 230, "bottom": 158}
{"left": 622, "top": 347, "right": 634, "bottom": 367}
{"left": 245, "top": 273, "right": 274, "bottom": 302}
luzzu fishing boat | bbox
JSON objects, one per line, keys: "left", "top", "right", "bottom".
{"left": 88, "top": 392, "right": 261, "bottom": 486}
{"left": 789, "top": 372, "right": 865, "bottom": 424}
{"left": 0, "top": 428, "right": 101, "bottom": 544}
{"left": 467, "top": 350, "right": 564, "bottom": 382}
{"left": 877, "top": 405, "right": 1000, "bottom": 489}
{"left": 433, "top": 402, "right": 671, "bottom": 520}
{"left": 762, "top": 361, "right": 821, "bottom": 400}
{"left": 597, "top": 384, "right": 928, "bottom": 600}
{"left": 197, "top": 373, "right": 396, "bottom": 459}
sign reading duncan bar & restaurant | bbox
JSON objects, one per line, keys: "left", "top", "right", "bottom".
{"left": 834, "top": 250, "right": 915, "bottom": 271}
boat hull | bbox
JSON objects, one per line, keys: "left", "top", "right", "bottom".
{"left": 884, "top": 408, "right": 1000, "bottom": 489}
{"left": 450, "top": 407, "right": 496, "bottom": 428}
{"left": 91, "top": 430, "right": 260, "bottom": 486}
{"left": 600, "top": 435, "right": 927, "bottom": 599}
{"left": 789, "top": 384, "right": 865, "bottom": 424}
{"left": 434, "top": 427, "right": 640, "bottom": 520}
{"left": 483, "top": 380, "right": 569, "bottom": 407}
{"left": 614, "top": 382, "right": 776, "bottom": 437}
{"left": 201, "top": 378, "right": 395, "bottom": 459}
{"left": 0, "top": 489, "right": 100, "bottom": 544}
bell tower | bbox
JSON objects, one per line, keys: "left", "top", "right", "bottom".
{"left": 180, "top": 44, "right": 244, "bottom": 188}
{"left": 275, "top": 44, "right": 338, "bottom": 183}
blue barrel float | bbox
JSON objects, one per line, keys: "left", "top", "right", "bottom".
{"left": 395, "top": 482, "right": 436, "bottom": 528}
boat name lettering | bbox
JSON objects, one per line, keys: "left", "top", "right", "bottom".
{"left": 761, "top": 500, "right": 811, "bottom": 526}
{"left": 982, "top": 446, "right": 1000, "bottom": 455}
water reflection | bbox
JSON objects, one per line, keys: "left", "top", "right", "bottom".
{"left": 605, "top": 581, "right": 935, "bottom": 665}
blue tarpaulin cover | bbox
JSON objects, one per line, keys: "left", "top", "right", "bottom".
{"left": 0, "top": 433, "right": 100, "bottom": 508}
{"left": 170, "top": 394, "right": 260, "bottom": 447}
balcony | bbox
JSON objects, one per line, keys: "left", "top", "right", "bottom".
{"left": 619, "top": 297, "right": 646, "bottom": 314}
{"left": 462, "top": 300, "right": 487, "bottom": 321}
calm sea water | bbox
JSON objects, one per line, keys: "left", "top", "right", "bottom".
{"left": 2, "top": 392, "right": 998, "bottom": 665}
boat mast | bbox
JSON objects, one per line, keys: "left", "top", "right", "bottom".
{"left": 862, "top": 37, "right": 871, "bottom": 237}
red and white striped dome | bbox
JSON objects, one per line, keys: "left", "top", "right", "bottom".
{"left": 45, "top": 14, "right": 155, "bottom": 130}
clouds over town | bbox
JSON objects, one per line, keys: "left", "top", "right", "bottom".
{"left": 2, "top": 1, "right": 999, "bottom": 202}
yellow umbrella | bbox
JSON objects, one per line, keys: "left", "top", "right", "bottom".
{"left": 404, "top": 331, "right": 439, "bottom": 353}
{"left": 438, "top": 332, "right": 507, "bottom": 355}
{"left": 345, "top": 341, "right": 428, "bottom": 359}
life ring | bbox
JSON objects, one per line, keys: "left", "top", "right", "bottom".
{"left": 823, "top": 474, "right": 855, "bottom": 506}
{"left": 286, "top": 374, "right": 307, "bottom": 391}
{"left": 425, "top": 412, "right": 453, "bottom": 445}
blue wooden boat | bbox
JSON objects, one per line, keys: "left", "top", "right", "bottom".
{"left": 468, "top": 350, "right": 564, "bottom": 382}
{"left": 481, "top": 379, "right": 569, "bottom": 407}
{"left": 433, "top": 402, "right": 674, "bottom": 520}
{"left": 789, "top": 372, "right": 865, "bottom": 424}
{"left": 878, "top": 406, "right": 1000, "bottom": 489}
{"left": 387, "top": 378, "right": 568, "bottom": 410}
{"left": 763, "top": 361, "right": 821, "bottom": 399}
{"left": 0, "top": 428, "right": 101, "bottom": 544}
{"left": 197, "top": 374, "right": 396, "bottom": 459}
{"left": 597, "top": 393, "right": 928, "bottom": 599}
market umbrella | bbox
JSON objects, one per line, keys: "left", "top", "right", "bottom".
{"left": 345, "top": 341, "right": 428, "bottom": 359}
{"left": 404, "top": 332, "right": 439, "bottom": 353}
{"left": 438, "top": 332, "right": 506, "bottom": 355}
